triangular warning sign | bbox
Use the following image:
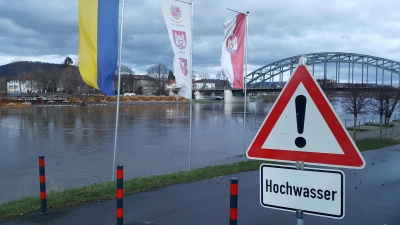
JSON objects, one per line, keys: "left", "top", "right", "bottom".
{"left": 246, "top": 65, "right": 365, "bottom": 169}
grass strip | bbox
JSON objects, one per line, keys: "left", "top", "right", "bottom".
{"left": 0, "top": 137, "right": 399, "bottom": 219}
{"left": 0, "top": 160, "right": 264, "bottom": 219}
{"left": 356, "top": 138, "right": 399, "bottom": 151}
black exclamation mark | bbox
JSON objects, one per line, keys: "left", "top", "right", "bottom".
{"left": 295, "top": 95, "right": 307, "bottom": 148}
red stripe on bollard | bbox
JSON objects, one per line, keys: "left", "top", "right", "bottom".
{"left": 230, "top": 183, "right": 238, "bottom": 195}
{"left": 116, "top": 208, "right": 124, "bottom": 218}
{"left": 116, "top": 189, "right": 123, "bottom": 199}
{"left": 40, "top": 175, "right": 46, "bottom": 183}
{"left": 117, "top": 169, "right": 123, "bottom": 179}
{"left": 39, "top": 158, "right": 45, "bottom": 167}
{"left": 40, "top": 191, "right": 46, "bottom": 200}
{"left": 230, "top": 208, "right": 238, "bottom": 220}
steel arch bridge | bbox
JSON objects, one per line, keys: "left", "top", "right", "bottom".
{"left": 247, "top": 52, "right": 400, "bottom": 88}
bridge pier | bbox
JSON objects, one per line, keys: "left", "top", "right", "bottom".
{"left": 194, "top": 91, "right": 203, "bottom": 100}
{"left": 224, "top": 90, "right": 248, "bottom": 103}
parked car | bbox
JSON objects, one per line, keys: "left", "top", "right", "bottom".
{"left": 207, "top": 96, "right": 224, "bottom": 100}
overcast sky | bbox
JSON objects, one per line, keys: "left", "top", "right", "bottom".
{"left": 0, "top": 0, "right": 399, "bottom": 77}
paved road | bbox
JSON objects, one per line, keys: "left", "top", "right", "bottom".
{"left": 1, "top": 142, "right": 400, "bottom": 225}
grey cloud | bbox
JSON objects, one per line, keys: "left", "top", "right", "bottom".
{"left": 0, "top": 0, "right": 399, "bottom": 77}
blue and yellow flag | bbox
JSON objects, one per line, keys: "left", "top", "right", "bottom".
{"left": 78, "top": 0, "right": 119, "bottom": 96}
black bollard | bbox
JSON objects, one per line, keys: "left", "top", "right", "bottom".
{"left": 38, "top": 155, "right": 47, "bottom": 215}
{"left": 116, "top": 165, "right": 124, "bottom": 225}
{"left": 230, "top": 178, "right": 238, "bottom": 225}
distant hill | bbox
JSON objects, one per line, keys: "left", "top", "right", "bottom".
{"left": 0, "top": 61, "right": 63, "bottom": 78}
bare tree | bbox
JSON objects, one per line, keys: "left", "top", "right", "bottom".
{"left": 35, "top": 69, "right": 48, "bottom": 92}
{"left": 198, "top": 73, "right": 210, "bottom": 90}
{"left": 24, "top": 73, "right": 38, "bottom": 100}
{"left": 341, "top": 83, "right": 371, "bottom": 141}
{"left": 147, "top": 63, "right": 170, "bottom": 96}
{"left": 15, "top": 73, "right": 29, "bottom": 93}
{"left": 215, "top": 70, "right": 230, "bottom": 89}
{"left": 75, "top": 72, "right": 91, "bottom": 100}
{"left": 60, "top": 67, "right": 80, "bottom": 95}
{"left": 0, "top": 77, "right": 7, "bottom": 93}
{"left": 116, "top": 65, "right": 135, "bottom": 94}
{"left": 316, "top": 78, "right": 337, "bottom": 105}
{"left": 385, "top": 88, "right": 400, "bottom": 122}
{"left": 34, "top": 68, "right": 59, "bottom": 93}
{"left": 116, "top": 64, "right": 135, "bottom": 76}
{"left": 370, "top": 85, "right": 400, "bottom": 138}
{"left": 121, "top": 75, "right": 135, "bottom": 93}
{"left": 27, "top": 74, "right": 38, "bottom": 93}
{"left": 47, "top": 67, "right": 61, "bottom": 93}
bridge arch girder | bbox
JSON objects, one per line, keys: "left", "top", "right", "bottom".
{"left": 247, "top": 52, "right": 400, "bottom": 86}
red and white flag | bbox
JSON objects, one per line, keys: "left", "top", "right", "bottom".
{"left": 221, "top": 13, "right": 246, "bottom": 89}
{"left": 161, "top": 1, "right": 192, "bottom": 99}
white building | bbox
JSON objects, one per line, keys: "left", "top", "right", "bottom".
{"left": 165, "top": 79, "right": 181, "bottom": 95}
{"left": 7, "top": 80, "right": 37, "bottom": 94}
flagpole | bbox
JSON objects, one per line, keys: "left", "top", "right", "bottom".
{"left": 189, "top": 0, "right": 194, "bottom": 171}
{"left": 112, "top": 0, "right": 125, "bottom": 181}
{"left": 243, "top": 12, "right": 249, "bottom": 162}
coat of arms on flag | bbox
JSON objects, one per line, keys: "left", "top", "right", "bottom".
{"left": 226, "top": 36, "right": 238, "bottom": 53}
{"left": 173, "top": 30, "right": 187, "bottom": 50}
{"left": 170, "top": 5, "right": 182, "bottom": 22}
{"left": 179, "top": 58, "right": 188, "bottom": 76}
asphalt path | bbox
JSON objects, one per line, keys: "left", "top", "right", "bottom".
{"left": 1, "top": 144, "right": 400, "bottom": 225}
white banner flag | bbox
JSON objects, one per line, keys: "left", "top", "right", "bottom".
{"left": 221, "top": 13, "right": 246, "bottom": 89}
{"left": 161, "top": 1, "right": 192, "bottom": 99}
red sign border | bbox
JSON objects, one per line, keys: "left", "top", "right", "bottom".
{"left": 246, "top": 66, "right": 365, "bottom": 168}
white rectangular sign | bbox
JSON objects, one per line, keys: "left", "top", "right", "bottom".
{"left": 260, "top": 164, "right": 344, "bottom": 218}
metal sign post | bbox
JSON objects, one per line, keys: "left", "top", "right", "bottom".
{"left": 296, "top": 161, "right": 305, "bottom": 225}
{"left": 296, "top": 210, "right": 304, "bottom": 225}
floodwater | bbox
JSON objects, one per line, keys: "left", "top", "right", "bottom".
{"left": 0, "top": 102, "right": 270, "bottom": 203}
{"left": 0, "top": 101, "right": 388, "bottom": 203}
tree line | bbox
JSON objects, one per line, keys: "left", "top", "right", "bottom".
{"left": 0, "top": 58, "right": 180, "bottom": 97}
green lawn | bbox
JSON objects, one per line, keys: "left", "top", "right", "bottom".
{"left": 356, "top": 138, "right": 399, "bottom": 151}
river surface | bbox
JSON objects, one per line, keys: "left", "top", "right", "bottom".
{"left": 0, "top": 101, "right": 391, "bottom": 203}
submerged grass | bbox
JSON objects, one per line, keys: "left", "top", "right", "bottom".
{"left": 1, "top": 138, "right": 399, "bottom": 219}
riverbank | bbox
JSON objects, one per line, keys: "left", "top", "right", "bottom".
{"left": 0, "top": 98, "right": 32, "bottom": 108}
{"left": 1, "top": 94, "right": 272, "bottom": 108}
{"left": 0, "top": 95, "right": 190, "bottom": 108}
{"left": 0, "top": 138, "right": 398, "bottom": 220}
